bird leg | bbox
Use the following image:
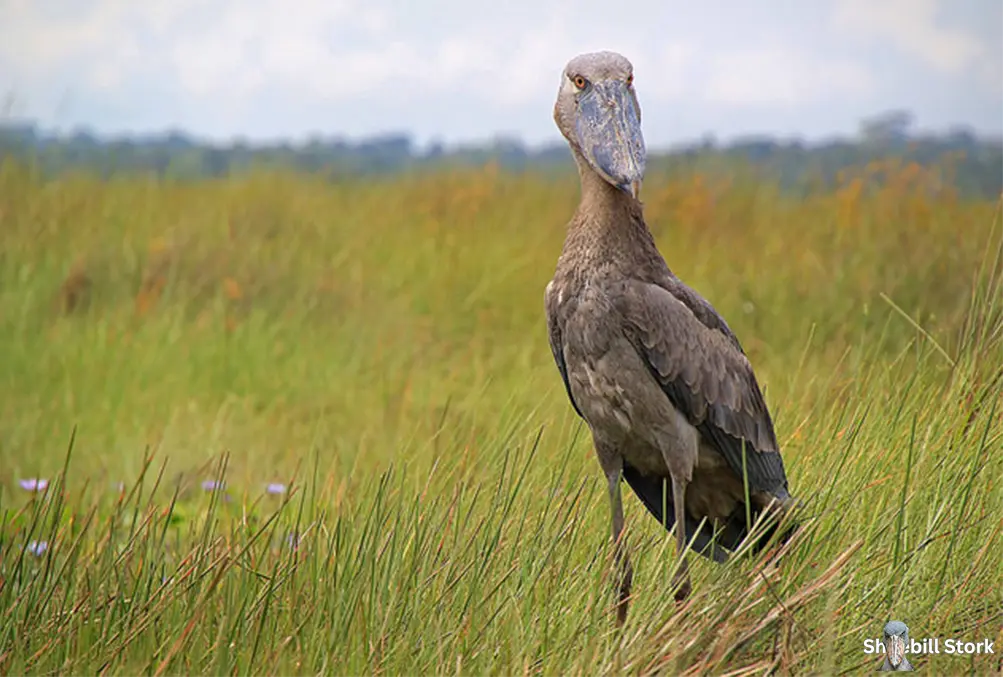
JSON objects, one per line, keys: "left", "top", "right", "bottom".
{"left": 670, "top": 474, "right": 692, "bottom": 602}
{"left": 606, "top": 467, "right": 633, "bottom": 626}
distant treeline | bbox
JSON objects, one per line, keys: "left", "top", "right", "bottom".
{"left": 1, "top": 109, "right": 1000, "bottom": 197}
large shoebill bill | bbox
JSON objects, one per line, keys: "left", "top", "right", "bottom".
{"left": 544, "top": 51, "right": 798, "bottom": 625}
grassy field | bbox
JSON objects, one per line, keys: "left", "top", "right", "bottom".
{"left": 0, "top": 158, "right": 1000, "bottom": 676}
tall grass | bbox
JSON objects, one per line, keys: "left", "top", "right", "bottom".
{"left": 0, "top": 158, "right": 1000, "bottom": 675}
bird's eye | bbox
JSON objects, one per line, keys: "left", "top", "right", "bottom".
{"left": 572, "top": 75, "right": 588, "bottom": 90}
{"left": 626, "top": 73, "right": 633, "bottom": 86}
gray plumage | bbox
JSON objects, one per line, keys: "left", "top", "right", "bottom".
{"left": 545, "top": 51, "right": 797, "bottom": 624}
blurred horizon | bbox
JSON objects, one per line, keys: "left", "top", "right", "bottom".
{"left": 4, "top": 106, "right": 1001, "bottom": 200}
{"left": 3, "top": 106, "right": 1003, "bottom": 154}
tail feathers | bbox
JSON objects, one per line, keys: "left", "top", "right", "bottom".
{"left": 621, "top": 463, "right": 799, "bottom": 563}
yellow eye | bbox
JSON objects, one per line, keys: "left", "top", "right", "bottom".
{"left": 573, "top": 75, "right": 587, "bottom": 90}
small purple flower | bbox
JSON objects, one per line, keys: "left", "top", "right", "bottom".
{"left": 26, "top": 540, "right": 48, "bottom": 556}
{"left": 266, "top": 483, "right": 287, "bottom": 496}
{"left": 201, "top": 479, "right": 225, "bottom": 492}
{"left": 286, "top": 533, "right": 300, "bottom": 550}
{"left": 18, "top": 478, "right": 49, "bottom": 492}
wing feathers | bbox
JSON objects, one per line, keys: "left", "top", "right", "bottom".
{"left": 622, "top": 281, "right": 790, "bottom": 497}
{"left": 545, "top": 284, "right": 584, "bottom": 419}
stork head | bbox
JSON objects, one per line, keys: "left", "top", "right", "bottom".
{"left": 553, "top": 51, "right": 646, "bottom": 199}
{"left": 883, "top": 621, "right": 910, "bottom": 669}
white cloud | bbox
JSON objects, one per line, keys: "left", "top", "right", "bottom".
{"left": 1, "top": 0, "right": 198, "bottom": 88}
{"left": 0, "top": 0, "right": 395, "bottom": 97}
{"left": 0, "top": 0, "right": 687, "bottom": 108}
{"left": 0, "top": 0, "right": 896, "bottom": 109}
{"left": 832, "top": 0, "right": 987, "bottom": 75}
{"left": 702, "top": 48, "right": 874, "bottom": 106}
{"left": 631, "top": 43, "right": 698, "bottom": 103}
{"left": 168, "top": 0, "right": 397, "bottom": 99}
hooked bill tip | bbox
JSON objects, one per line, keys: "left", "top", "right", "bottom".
{"left": 618, "top": 179, "right": 641, "bottom": 199}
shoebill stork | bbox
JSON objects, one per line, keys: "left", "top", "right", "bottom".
{"left": 544, "top": 51, "right": 797, "bottom": 625}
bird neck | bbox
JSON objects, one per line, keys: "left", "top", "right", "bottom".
{"left": 561, "top": 149, "right": 664, "bottom": 274}
{"left": 573, "top": 151, "right": 636, "bottom": 219}
{"left": 573, "top": 149, "right": 641, "bottom": 230}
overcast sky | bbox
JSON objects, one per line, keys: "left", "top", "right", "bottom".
{"left": 1, "top": 0, "right": 1000, "bottom": 149}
